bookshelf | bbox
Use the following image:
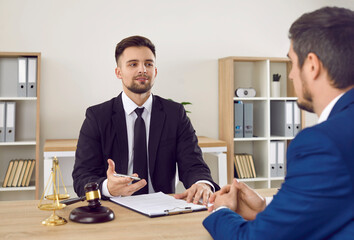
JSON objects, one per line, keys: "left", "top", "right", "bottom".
{"left": 0, "top": 52, "right": 41, "bottom": 200}
{"left": 219, "top": 57, "right": 304, "bottom": 188}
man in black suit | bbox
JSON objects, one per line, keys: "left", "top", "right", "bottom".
{"left": 73, "top": 35, "right": 219, "bottom": 204}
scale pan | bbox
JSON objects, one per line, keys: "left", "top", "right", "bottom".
{"left": 38, "top": 203, "right": 66, "bottom": 211}
{"left": 45, "top": 194, "right": 70, "bottom": 200}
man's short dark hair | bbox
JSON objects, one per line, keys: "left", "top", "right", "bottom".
{"left": 115, "top": 35, "right": 156, "bottom": 65}
{"left": 289, "top": 6, "right": 354, "bottom": 89}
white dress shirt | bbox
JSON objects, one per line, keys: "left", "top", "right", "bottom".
{"left": 102, "top": 92, "right": 153, "bottom": 197}
{"left": 317, "top": 93, "right": 344, "bottom": 124}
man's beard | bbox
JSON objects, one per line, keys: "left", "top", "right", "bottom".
{"left": 125, "top": 75, "right": 153, "bottom": 94}
{"left": 297, "top": 77, "right": 314, "bottom": 113}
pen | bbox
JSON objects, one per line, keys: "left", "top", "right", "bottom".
{"left": 113, "top": 173, "right": 141, "bottom": 181}
{"left": 164, "top": 207, "right": 192, "bottom": 215}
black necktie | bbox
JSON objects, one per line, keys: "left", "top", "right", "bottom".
{"left": 133, "top": 107, "right": 148, "bottom": 194}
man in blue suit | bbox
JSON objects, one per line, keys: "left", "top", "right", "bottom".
{"left": 203, "top": 6, "right": 354, "bottom": 240}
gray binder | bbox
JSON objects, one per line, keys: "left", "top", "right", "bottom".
{"left": 18, "top": 57, "right": 27, "bottom": 97}
{"left": 234, "top": 101, "right": 243, "bottom": 138}
{"left": 243, "top": 103, "right": 253, "bottom": 138}
{"left": 293, "top": 101, "right": 301, "bottom": 136}
{"left": 276, "top": 141, "right": 285, "bottom": 177}
{"left": 270, "top": 141, "right": 277, "bottom": 177}
{"left": 27, "top": 57, "right": 37, "bottom": 97}
{"left": 0, "top": 102, "right": 5, "bottom": 142}
{"left": 5, "top": 102, "right": 15, "bottom": 142}
{"left": 271, "top": 101, "right": 293, "bottom": 137}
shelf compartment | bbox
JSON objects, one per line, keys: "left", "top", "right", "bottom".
{"left": 233, "top": 99, "right": 268, "bottom": 138}
{"left": 234, "top": 141, "right": 268, "bottom": 179}
{"left": 269, "top": 61, "right": 291, "bottom": 98}
{"left": 0, "top": 56, "right": 39, "bottom": 98}
{"left": 233, "top": 60, "right": 269, "bottom": 98}
{"left": 0, "top": 100, "right": 37, "bottom": 142}
{"left": 0, "top": 145, "right": 36, "bottom": 187}
{"left": 0, "top": 185, "right": 36, "bottom": 201}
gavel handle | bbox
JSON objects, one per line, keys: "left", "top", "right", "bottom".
{"left": 60, "top": 196, "right": 86, "bottom": 205}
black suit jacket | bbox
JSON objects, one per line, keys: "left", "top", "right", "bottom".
{"left": 73, "top": 93, "right": 219, "bottom": 198}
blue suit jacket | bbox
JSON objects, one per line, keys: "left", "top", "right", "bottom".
{"left": 72, "top": 93, "right": 219, "bottom": 198}
{"left": 203, "top": 88, "right": 354, "bottom": 240}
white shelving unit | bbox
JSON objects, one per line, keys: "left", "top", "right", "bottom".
{"left": 0, "top": 52, "right": 41, "bottom": 200}
{"left": 219, "top": 57, "right": 304, "bottom": 188}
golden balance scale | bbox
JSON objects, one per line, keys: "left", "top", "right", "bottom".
{"left": 38, "top": 157, "right": 115, "bottom": 226}
{"left": 38, "top": 157, "right": 69, "bottom": 226}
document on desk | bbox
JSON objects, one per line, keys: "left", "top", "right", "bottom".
{"left": 110, "top": 192, "right": 207, "bottom": 217}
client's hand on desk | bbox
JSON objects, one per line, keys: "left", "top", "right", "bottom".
{"left": 208, "top": 179, "right": 266, "bottom": 220}
{"left": 106, "top": 159, "right": 147, "bottom": 196}
{"left": 207, "top": 180, "right": 238, "bottom": 212}
{"left": 174, "top": 182, "right": 213, "bottom": 206}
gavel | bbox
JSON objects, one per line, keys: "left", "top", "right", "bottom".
{"left": 61, "top": 182, "right": 115, "bottom": 223}
{"left": 61, "top": 182, "right": 101, "bottom": 208}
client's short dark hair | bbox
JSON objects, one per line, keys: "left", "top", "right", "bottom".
{"left": 289, "top": 7, "right": 354, "bottom": 89}
{"left": 115, "top": 35, "right": 156, "bottom": 65}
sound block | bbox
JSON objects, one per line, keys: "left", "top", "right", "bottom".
{"left": 69, "top": 206, "right": 115, "bottom": 223}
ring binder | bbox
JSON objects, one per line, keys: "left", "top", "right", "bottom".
{"left": 0, "top": 102, "right": 5, "bottom": 142}
{"left": 18, "top": 57, "right": 27, "bottom": 97}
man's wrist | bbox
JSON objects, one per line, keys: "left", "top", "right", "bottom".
{"left": 102, "top": 179, "right": 114, "bottom": 198}
{"left": 195, "top": 180, "right": 215, "bottom": 192}
{"left": 212, "top": 206, "right": 229, "bottom": 213}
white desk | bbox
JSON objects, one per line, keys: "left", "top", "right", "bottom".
{"left": 43, "top": 137, "right": 227, "bottom": 195}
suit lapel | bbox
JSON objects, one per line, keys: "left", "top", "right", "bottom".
{"left": 112, "top": 93, "right": 129, "bottom": 174}
{"left": 149, "top": 96, "right": 166, "bottom": 177}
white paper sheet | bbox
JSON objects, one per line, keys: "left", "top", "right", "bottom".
{"left": 110, "top": 192, "right": 207, "bottom": 217}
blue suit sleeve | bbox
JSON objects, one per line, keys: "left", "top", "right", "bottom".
{"left": 203, "top": 127, "right": 353, "bottom": 240}
{"left": 203, "top": 208, "right": 247, "bottom": 239}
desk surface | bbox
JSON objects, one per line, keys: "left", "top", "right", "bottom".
{"left": 0, "top": 189, "right": 277, "bottom": 240}
{"left": 44, "top": 136, "right": 227, "bottom": 152}
{"left": 0, "top": 200, "right": 210, "bottom": 240}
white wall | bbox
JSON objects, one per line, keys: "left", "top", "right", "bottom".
{"left": 0, "top": 0, "right": 353, "bottom": 188}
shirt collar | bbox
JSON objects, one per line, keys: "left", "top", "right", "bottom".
{"left": 318, "top": 93, "right": 344, "bottom": 124}
{"left": 122, "top": 91, "right": 153, "bottom": 115}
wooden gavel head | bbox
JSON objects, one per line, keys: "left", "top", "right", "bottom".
{"left": 84, "top": 182, "right": 102, "bottom": 209}
{"left": 70, "top": 182, "right": 115, "bottom": 223}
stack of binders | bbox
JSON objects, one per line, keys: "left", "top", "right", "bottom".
{"left": 270, "top": 100, "right": 301, "bottom": 137}
{"left": 0, "top": 102, "right": 16, "bottom": 142}
{"left": 18, "top": 57, "right": 37, "bottom": 97}
{"left": 234, "top": 154, "right": 257, "bottom": 179}
{"left": 269, "top": 141, "right": 285, "bottom": 177}
{"left": 2, "top": 159, "right": 36, "bottom": 188}
{"left": 234, "top": 101, "right": 253, "bottom": 138}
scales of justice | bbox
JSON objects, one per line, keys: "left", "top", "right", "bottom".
{"left": 38, "top": 156, "right": 115, "bottom": 226}
{"left": 38, "top": 156, "right": 69, "bottom": 226}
